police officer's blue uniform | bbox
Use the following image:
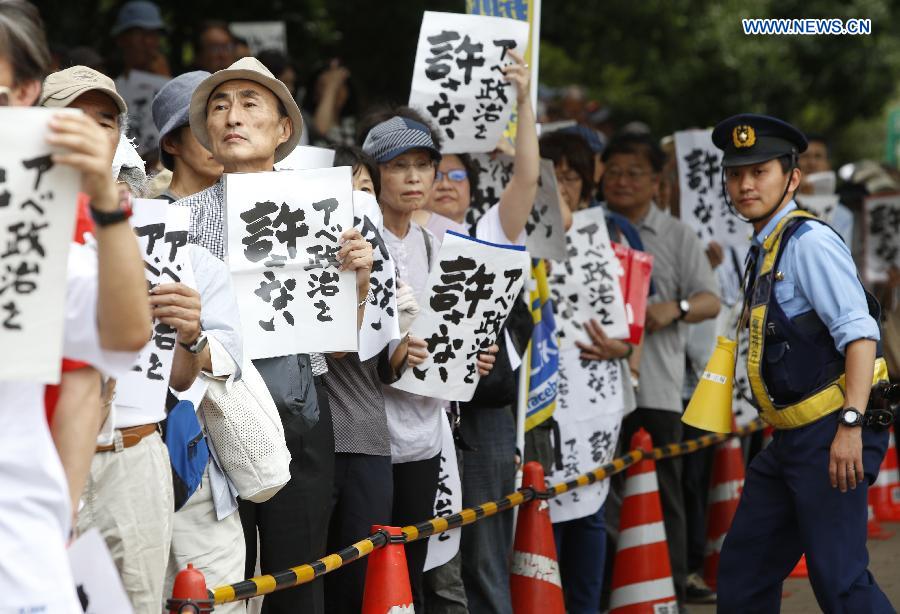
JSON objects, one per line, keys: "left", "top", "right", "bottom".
{"left": 709, "top": 114, "right": 894, "bottom": 613}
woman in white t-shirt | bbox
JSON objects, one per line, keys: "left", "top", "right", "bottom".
{"left": 361, "top": 111, "right": 499, "bottom": 611}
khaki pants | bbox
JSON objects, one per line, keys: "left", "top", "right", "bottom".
{"left": 78, "top": 431, "right": 173, "bottom": 614}
{"left": 165, "top": 466, "right": 246, "bottom": 614}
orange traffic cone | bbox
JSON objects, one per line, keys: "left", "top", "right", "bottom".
{"left": 362, "top": 525, "right": 414, "bottom": 614}
{"left": 868, "top": 501, "right": 894, "bottom": 540}
{"left": 871, "top": 427, "right": 900, "bottom": 522}
{"left": 166, "top": 563, "right": 213, "bottom": 613}
{"left": 609, "top": 429, "right": 678, "bottom": 613}
{"left": 510, "top": 462, "right": 565, "bottom": 614}
{"left": 762, "top": 425, "right": 774, "bottom": 448}
{"left": 703, "top": 434, "right": 745, "bottom": 590}
{"left": 789, "top": 555, "right": 808, "bottom": 578}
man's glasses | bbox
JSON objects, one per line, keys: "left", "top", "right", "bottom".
{"left": 436, "top": 169, "right": 468, "bottom": 183}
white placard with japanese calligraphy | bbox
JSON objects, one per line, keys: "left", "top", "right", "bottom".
{"left": 354, "top": 191, "right": 400, "bottom": 360}
{"left": 675, "top": 129, "right": 742, "bottom": 249}
{"left": 275, "top": 145, "right": 335, "bottom": 171}
{"left": 549, "top": 208, "right": 629, "bottom": 349}
{"left": 115, "top": 70, "right": 170, "bottom": 156}
{"left": 409, "top": 11, "right": 529, "bottom": 154}
{"left": 464, "top": 154, "right": 566, "bottom": 260}
{"left": 116, "top": 200, "right": 194, "bottom": 411}
{"left": 0, "top": 108, "right": 80, "bottom": 383}
{"left": 547, "top": 347, "right": 625, "bottom": 524}
{"left": 226, "top": 168, "right": 357, "bottom": 358}
{"left": 392, "top": 231, "right": 529, "bottom": 400}
{"left": 68, "top": 528, "right": 133, "bottom": 614}
{"left": 230, "top": 21, "right": 288, "bottom": 55}
{"left": 863, "top": 193, "right": 900, "bottom": 283}
{"left": 796, "top": 193, "right": 839, "bottom": 223}
{"left": 424, "top": 411, "right": 462, "bottom": 571}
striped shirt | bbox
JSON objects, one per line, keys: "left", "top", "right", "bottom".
{"left": 323, "top": 352, "right": 390, "bottom": 455}
{"left": 173, "top": 177, "right": 327, "bottom": 375}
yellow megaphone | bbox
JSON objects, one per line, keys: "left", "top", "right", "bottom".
{"left": 682, "top": 336, "right": 737, "bottom": 433}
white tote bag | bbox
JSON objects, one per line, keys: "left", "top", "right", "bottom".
{"left": 199, "top": 338, "right": 292, "bottom": 503}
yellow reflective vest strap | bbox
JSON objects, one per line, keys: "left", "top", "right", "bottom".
{"left": 746, "top": 209, "right": 888, "bottom": 429}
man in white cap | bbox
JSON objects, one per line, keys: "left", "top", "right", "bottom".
{"left": 175, "top": 56, "right": 373, "bottom": 614}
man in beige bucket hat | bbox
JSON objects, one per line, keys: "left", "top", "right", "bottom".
{"left": 173, "top": 57, "right": 373, "bottom": 614}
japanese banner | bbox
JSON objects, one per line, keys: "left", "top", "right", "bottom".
{"left": 392, "top": 231, "right": 529, "bottom": 401}
{"left": 409, "top": 11, "right": 529, "bottom": 154}
{"left": 275, "top": 145, "right": 335, "bottom": 172}
{"left": 116, "top": 200, "right": 194, "bottom": 411}
{"left": 549, "top": 208, "right": 629, "bottom": 349}
{"left": 0, "top": 108, "right": 80, "bottom": 383}
{"left": 465, "top": 154, "right": 566, "bottom": 259}
{"left": 796, "top": 193, "right": 839, "bottom": 223}
{"left": 675, "top": 129, "right": 742, "bottom": 249}
{"left": 863, "top": 193, "right": 900, "bottom": 283}
{"left": 353, "top": 191, "right": 400, "bottom": 361}
{"left": 424, "top": 411, "right": 462, "bottom": 571}
{"left": 114, "top": 70, "right": 170, "bottom": 156}
{"left": 547, "top": 347, "right": 625, "bottom": 524}
{"left": 68, "top": 529, "right": 133, "bottom": 614}
{"left": 226, "top": 168, "right": 358, "bottom": 358}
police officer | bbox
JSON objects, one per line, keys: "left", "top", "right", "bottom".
{"left": 711, "top": 114, "right": 893, "bottom": 613}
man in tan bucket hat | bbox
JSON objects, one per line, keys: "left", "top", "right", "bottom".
{"left": 173, "top": 57, "right": 373, "bottom": 614}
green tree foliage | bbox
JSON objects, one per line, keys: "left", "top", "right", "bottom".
{"left": 540, "top": 0, "right": 900, "bottom": 160}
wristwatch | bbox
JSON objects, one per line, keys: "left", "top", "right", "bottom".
{"left": 677, "top": 299, "right": 690, "bottom": 321}
{"left": 90, "top": 190, "right": 133, "bottom": 227}
{"left": 179, "top": 333, "right": 208, "bottom": 355}
{"left": 839, "top": 407, "right": 864, "bottom": 427}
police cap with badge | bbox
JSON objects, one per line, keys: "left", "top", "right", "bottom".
{"left": 712, "top": 113, "right": 808, "bottom": 221}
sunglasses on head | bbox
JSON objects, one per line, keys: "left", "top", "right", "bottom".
{"left": 436, "top": 169, "right": 467, "bottom": 183}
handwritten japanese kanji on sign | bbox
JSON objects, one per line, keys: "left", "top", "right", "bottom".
{"left": 465, "top": 153, "right": 566, "bottom": 259}
{"left": 424, "top": 411, "right": 462, "bottom": 571}
{"left": 549, "top": 208, "right": 629, "bottom": 349}
{"left": 392, "top": 231, "right": 529, "bottom": 401}
{"left": 0, "top": 108, "right": 80, "bottom": 384}
{"left": 353, "top": 190, "right": 400, "bottom": 361}
{"left": 226, "top": 168, "right": 358, "bottom": 359}
{"left": 863, "top": 193, "right": 900, "bottom": 283}
{"left": 796, "top": 193, "right": 839, "bottom": 223}
{"left": 116, "top": 200, "right": 194, "bottom": 412}
{"left": 409, "top": 11, "right": 529, "bottom": 154}
{"left": 675, "top": 129, "right": 742, "bottom": 249}
{"left": 547, "top": 347, "right": 625, "bottom": 524}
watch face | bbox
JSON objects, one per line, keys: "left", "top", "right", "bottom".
{"left": 843, "top": 410, "right": 859, "bottom": 424}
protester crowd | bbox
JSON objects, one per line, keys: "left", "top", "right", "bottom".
{"left": 4, "top": 2, "right": 900, "bottom": 614}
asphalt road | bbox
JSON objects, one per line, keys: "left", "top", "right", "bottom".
{"left": 693, "top": 524, "right": 900, "bottom": 613}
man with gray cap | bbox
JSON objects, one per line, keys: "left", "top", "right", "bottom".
{"left": 174, "top": 56, "right": 373, "bottom": 614}
{"left": 152, "top": 70, "right": 223, "bottom": 202}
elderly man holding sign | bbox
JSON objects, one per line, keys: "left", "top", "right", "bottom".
{"left": 174, "top": 57, "right": 373, "bottom": 614}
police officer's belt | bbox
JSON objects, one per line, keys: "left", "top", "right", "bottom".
{"left": 746, "top": 209, "right": 889, "bottom": 429}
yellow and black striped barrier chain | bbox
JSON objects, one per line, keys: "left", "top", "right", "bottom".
{"left": 209, "top": 418, "right": 766, "bottom": 605}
